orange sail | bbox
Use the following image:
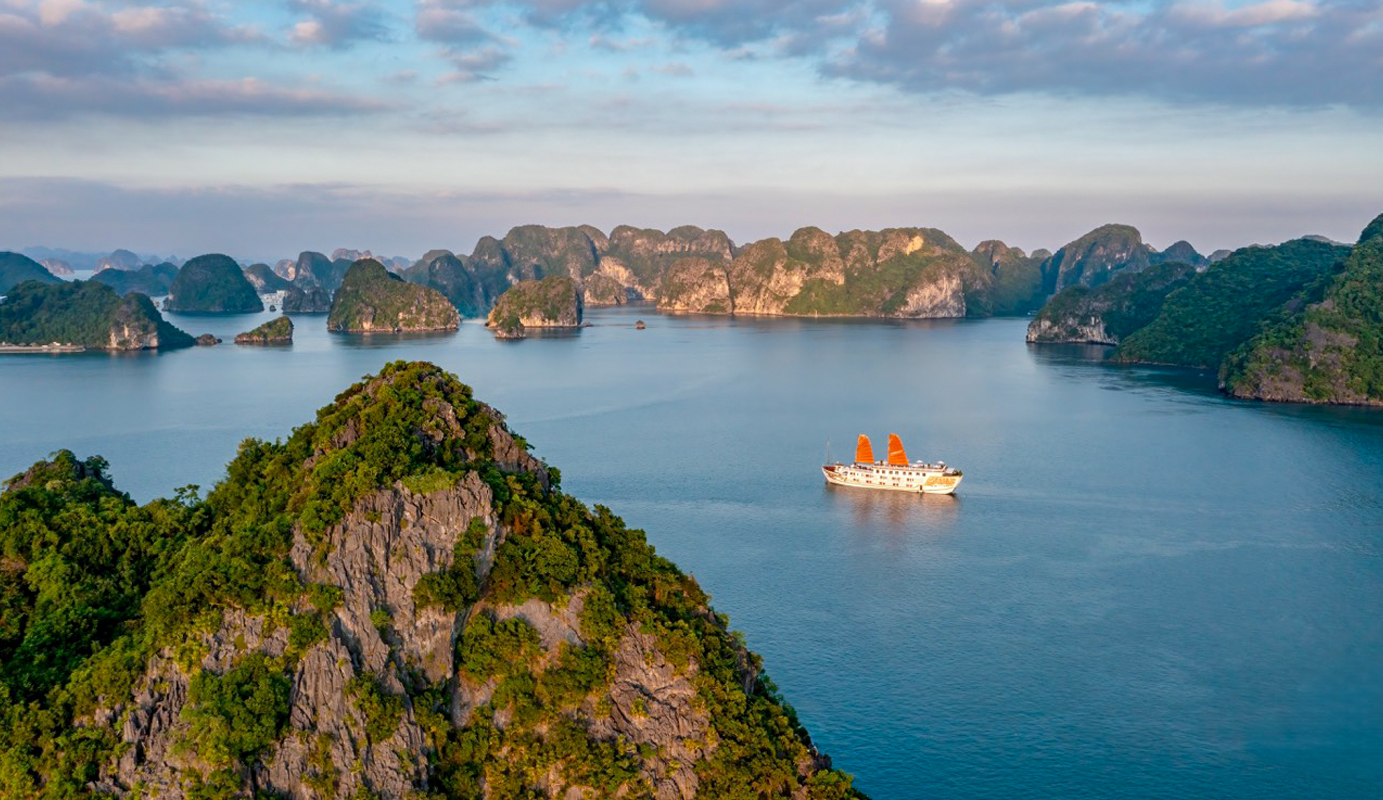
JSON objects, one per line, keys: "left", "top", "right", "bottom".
{"left": 854, "top": 434, "right": 874, "bottom": 464}
{"left": 887, "top": 433, "right": 909, "bottom": 466}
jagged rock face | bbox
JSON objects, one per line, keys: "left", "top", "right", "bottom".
{"left": 1027, "top": 261, "right": 1197, "bottom": 345}
{"left": 600, "top": 225, "right": 735, "bottom": 299}
{"left": 1041, "top": 224, "right": 1150, "bottom": 295}
{"left": 106, "top": 295, "right": 165, "bottom": 350}
{"left": 30, "top": 363, "right": 858, "bottom": 799}
{"left": 658, "top": 226, "right": 989, "bottom": 319}
{"left": 655, "top": 258, "right": 735, "bottom": 314}
{"left": 40, "top": 258, "right": 74, "bottom": 275}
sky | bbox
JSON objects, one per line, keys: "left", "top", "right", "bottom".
{"left": 0, "top": 0, "right": 1380, "bottom": 261}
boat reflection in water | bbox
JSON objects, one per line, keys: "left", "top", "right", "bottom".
{"left": 824, "top": 478, "right": 960, "bottom": 535}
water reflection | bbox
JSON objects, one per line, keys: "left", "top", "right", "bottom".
{"left": 824, "top": 483, "right": 961, "bottom": 535}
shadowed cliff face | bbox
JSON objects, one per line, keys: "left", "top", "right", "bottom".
{"left": 1040, "top": 224, "right": 1150, "bottom": 295}
{"left": 0, "top": 362, "right": 861, "bottom": 799}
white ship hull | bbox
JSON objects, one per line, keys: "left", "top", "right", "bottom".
{"left": 821, "top": 462, "right": 962, "bottom": 495}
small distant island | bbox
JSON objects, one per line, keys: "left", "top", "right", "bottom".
{"left": 327, "top": 259, "right": 459, "bottom": 333}
{"left": 0, "top": 280, "right": 194, "bottom": 351}
{"left": 164, "top": 254, "right": 263, "bottom": 313}
{"left": 91, "top": 262, "right": 180, "bottom": 297}
{"left": 486, "top": 274, "right": 583, "bottom": 338}
{"left": 234, "top": 315, "right": 294, "bottom": 345}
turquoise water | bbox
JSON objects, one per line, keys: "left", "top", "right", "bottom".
{"left": 2, "top": 307, "right": 1381, "bottom": 798}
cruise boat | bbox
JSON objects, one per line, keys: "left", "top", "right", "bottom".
{"left": 822, "top": 434, "right": 963, "bottom": 495}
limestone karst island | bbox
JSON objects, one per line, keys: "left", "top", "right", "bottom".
{"left": 4, "top": 2, "right": 1381, "bottom": 798}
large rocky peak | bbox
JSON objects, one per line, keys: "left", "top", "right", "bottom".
{"left": 6, "top": 363, "right": 859, "bottom": 798}
{"left": 1042, "top": 223, "right": 1150, "bottom": 294}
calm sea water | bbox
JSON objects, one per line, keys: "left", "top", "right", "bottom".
{"left": 2, "top": 307, "right": 1381, "bottom": 799}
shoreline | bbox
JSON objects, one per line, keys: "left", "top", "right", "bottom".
{"left": 0, "top": 343, "right": 87, "bottom": 353}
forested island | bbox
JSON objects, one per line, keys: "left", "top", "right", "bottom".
{"left": 1027, "top": 213, "right": 1383, "bottom": 406}
{"left": 1, "top": 252, "right": 62, "bottom": 294}
{"left": 234, "top": 315, "right": 293, "bottom": 345}
{"left": 0, "top": 279, "right": 193, "bottom": 351}
{"left": 486, "top": 274, "right": 583, "bottom": 338}
{"left": 164, "top": 254, "right": 263, "bottom": 313}
{"left": 327, "top": 259, "right": 460, "bottom": 333}
{"left": 0, "top": 362, "right": 862, "bottom": 798}
{"left": 9, "top": 211, "right": 1380, "bottom": 406}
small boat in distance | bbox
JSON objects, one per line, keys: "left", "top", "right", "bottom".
{"left": 822, "top": 434, "right": 963, "bottom": 495}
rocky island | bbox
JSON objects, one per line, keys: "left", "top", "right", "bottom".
{"left": 486, "top": 274, "right": 583, "bottom": 338}
{"left": 0, "top": 279, "right": 194, "bottom": 351}
{"left": 1023, "top": 214, "right": 1383, "bottom": 406}
{"left": 242, "top": 263, "right": 293, "bottom": 294}
{"left": 91, "top": 262, "right": 180, "bottom": 297}
{"left": 1221, "top": 214, "right": 1383, "bottom": 405}
{"left": 401, "top": 250, "right": 498, "bottom": 318}
{"left": 1, "top": 252, "right": 62, "bottom": 294}
{"left": 1026, "top": 261, "right": 1197, "bottom": 345}
{"left": 164, "top": 254, "right": 263, "bottom": 313}
{"left": 327, "top": 259, "right": 460, "bottom": 333}
{"left": 234, "top": 315, "right": 294, "bottom": 345}
{"left": 0, "top": 362, "right": 862, "bottom": 798}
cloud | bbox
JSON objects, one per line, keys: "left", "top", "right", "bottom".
{"left": 0, "top": 0, "right": 260, "bottom": 80}
{"left": 286, "top": 0, "right": 390, "bottom": 47}
{"left": 825, "top": 0, "right": 1383, "bottom": 108}
{"left": 437, "top": 0, "right": 1382, "bottom": 109}
{"left": 0, "top": 73, "right": 392, "bottom": 121}
{"left": 0, "top": 1, "right": 399, "bottom": 121}
{"left": 416, "top": 0, "right": 519, "bottom": 81}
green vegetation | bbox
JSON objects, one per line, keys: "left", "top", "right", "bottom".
{"left": 91, "top": 263, "right": 179, "bottom": 297}
{"left": 182, "top": 653, "right": 292, "bottom": 767}
{"left": 1222, "top": 214, "right": 1383, "bottom": 404}
{"left": 165, "top": 254, "right": 263, "bottom": 313}
{"left": 347, "top": 675, "right": 404, "bottom": 743}
{"left": 0, "top": 362, "right": 864, "bottom": 797}
{"left": 604, "top": 225, "right": 734, "bottom": 289}
{"left": 328, "top": 259, "right": 460, "bottom": 333}
{"left": 0, "top": 279, "right": 194, "bottom": 349}
{"left": 1114, "top": 239, "right": 1348, "bottom": 368}
{"left": 745, "top": 227, "right": 989, "bottom": 318}
{"left": 1029, "top": 261, "right": 1197, "bottom": 344}
{"left": 973, "top": 241, "right": 1046, "bottom": 316}
{"left": 1, "top": 253, "right": 62, "bottom": 294}
{"left": 487, "top": 274, "right": 583, "bottom": 328}
{"left": 233, "top": 315, "right": 293, "bottom": 345}
{"left": 1041, "top": 224, "right": 1149, "bottom": 294}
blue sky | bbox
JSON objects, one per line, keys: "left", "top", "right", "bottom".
{"left": 1, "top": 0, "right": 1380, "bottom": 260}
